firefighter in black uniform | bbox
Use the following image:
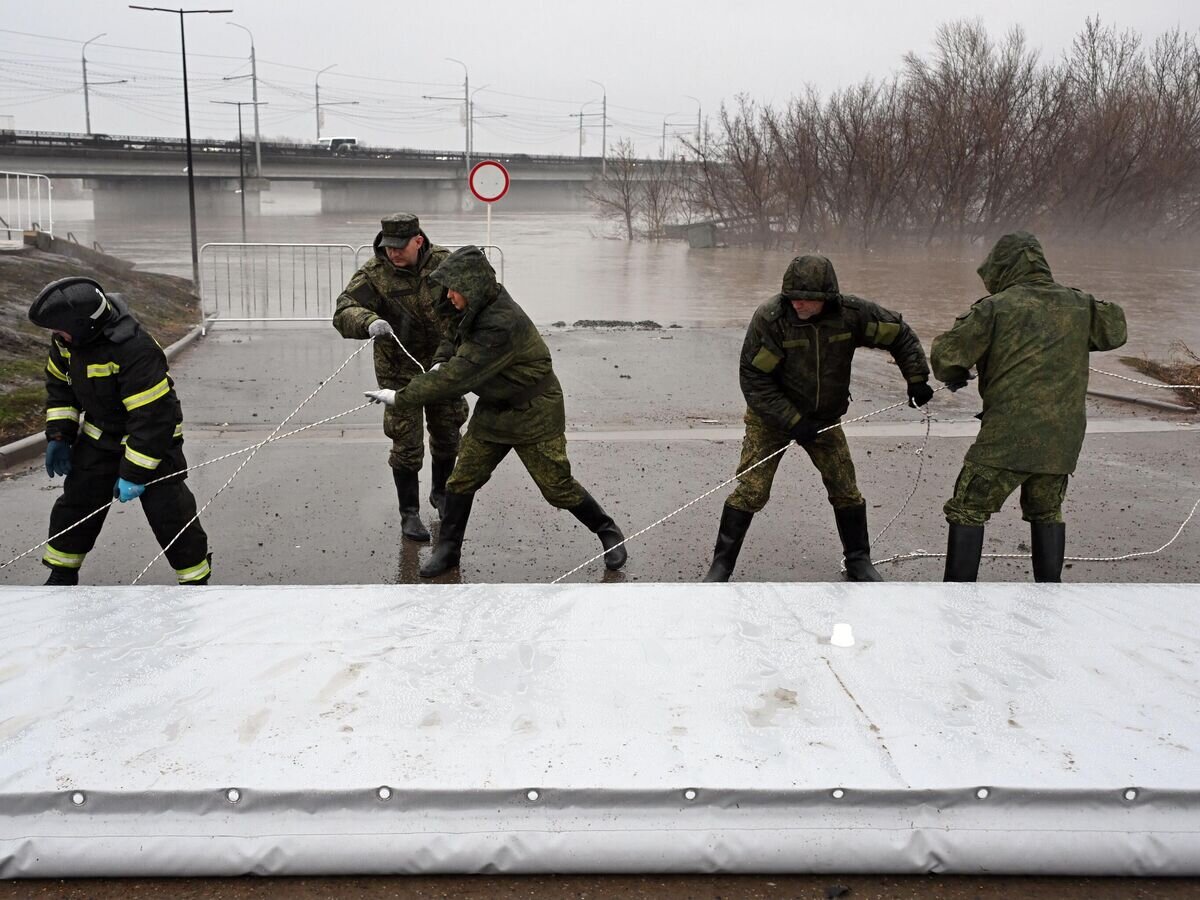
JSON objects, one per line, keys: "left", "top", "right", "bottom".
{"left": 30, "top": 277, "right": 211, "bottom": 586}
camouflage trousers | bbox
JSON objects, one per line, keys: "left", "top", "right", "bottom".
{"left": 943, "top": 460, "right": 1068, "bottom": 527}
{"left": 725, "top": 409, "right": 864, "bottom": 513}
{"left": 446, "top": 432, "right": 587, "bottom": 509}
{"left": 384, "top": 397, "right": 468, "bottom": 471}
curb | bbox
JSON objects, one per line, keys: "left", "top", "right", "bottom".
{"left": 1086, "top": 388, "right": 1194, "bottom": 414}
{"left": 0, "top": 322, "right": 207, "bottom": 471}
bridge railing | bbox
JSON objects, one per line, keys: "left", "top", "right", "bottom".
{"left": 353, "top": 244, "right": 505, "bottom": 281}
{"left": 1, "top": 170, "right": 52, "bottom": 238}
{"left": 199, "top": 242, "right": 358, "bottom": 327}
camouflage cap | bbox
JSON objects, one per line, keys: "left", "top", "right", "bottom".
{"left": 781, "top": 255, "right": 840, "bottom": 302}
{"left": 379, "top": 213, "right": 421, "bottom": 248}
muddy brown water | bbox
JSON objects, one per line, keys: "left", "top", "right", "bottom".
{"left": 52, "top": 195, "right": 1200, "bottom": 361}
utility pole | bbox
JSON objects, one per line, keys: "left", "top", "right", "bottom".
{"left": 130, "top": 5, "right": 232, "bottom": 291}
{"left": 569, "top": 101, "right": 602, "bottom": 158}
{"left": 469, "top": 85, "right": 505, "bottom": 157}
{"left": 588, "top": 79, "right": 606, "bottom": 175}
{"left": 314, "top": 64, "right": 358, "bottom": 142}
{"left": 661, "top": 115, "right": 687, "bottom": 159}
{"left": 226, "top": 22, "right": 261, "bottom": 176}
{"left": 446, "top": 58, "right": 469, "bottom": 177}
{"left": 81, "top": 33, "right": 127, "bottom": 135}
{"left": 212, "top": 99, "right": 266, "bottom": 243}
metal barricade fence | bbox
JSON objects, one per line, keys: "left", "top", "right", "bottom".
{"left": 1, "top": 171, "right": 53, "bottom": 238}
{"left": 199, "top": 242, "right": 508, "bottom": 328}
{"left": 353, "top": 244, "right": 505, "bottom": 281}
{"left": 199, "top": 243, "right": 358, "bottom": 326}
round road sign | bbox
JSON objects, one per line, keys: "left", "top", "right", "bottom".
{"left": 469, "top": 160, "right": 509, "bottom": 203}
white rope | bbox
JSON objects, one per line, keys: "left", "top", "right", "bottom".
{"left": 551, "top": 392, "right": 939, "bottom": 584}
{"left": 130, "top": 339, "right": 375, "bottom": 585}
{"left": 876, "top": 492, "right": 1200, "bottom": 567}
{"left": 391, "top": 332, "right": 427, "bottom": 374}
{"left": 870, "top": 405, "right": 933, "bottom": 549}
{"left": 0, "top": 402, "right": 373, "bottom": 573}
{"left": 1089, "top": 366, "right": 1199, "bottom": 390}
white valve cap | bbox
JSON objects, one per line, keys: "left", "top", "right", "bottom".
{"left": 830, "top": 623, "right": 855, "bottom": 647}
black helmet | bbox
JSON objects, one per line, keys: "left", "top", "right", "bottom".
{"left": 29, "top": 277, "right": 114, "bottom": 343}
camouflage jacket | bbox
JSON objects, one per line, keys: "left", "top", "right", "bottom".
{"left": 394, "top": 246, "right": 565, "bottom": 445}
{"left": 931, "top": 232, "right": 1127, "bottom": 474}
{"left": 739, "top": 294, "right": 930, "bottom": 432}
{"left": 332, "top": 231, "right": 454, "bottom": 388}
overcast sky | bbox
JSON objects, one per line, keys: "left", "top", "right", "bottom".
{"left": 3, "top": 0, "right": 1197, "bottom": 156}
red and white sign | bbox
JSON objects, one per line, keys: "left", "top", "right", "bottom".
{"left": 468, "top": 160, "right": 510, "bottom": 203}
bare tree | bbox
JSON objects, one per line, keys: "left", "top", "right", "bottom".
{"left": 639, "top": 156, "right": 681, "bottom": 239}
{"left": 586, "top": 139, "right": 642, "bottom": 240}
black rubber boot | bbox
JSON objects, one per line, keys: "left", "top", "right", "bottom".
{"left": 429, "top": 457, "right": 455, "bottom": 516}
{"left": 568, "top": 491, "right": 628, "bottom": 571}
{"left": 703, "top": 504, "right": 755, "bottom": 582}
{"left": 43, "top": 565, "right": 79, "bottom": 586}
{"left": 943, "top": 524, "right": 985, "bottom": 582}
{"left": 392, "top": 467, "right": 430, "bottom": 543}
{"left": 420, "top": 491, "right": 474, "bottom": 578}
{"left": 1030, "top": 522, "right": 1066, "bottom": 583}
{"left": 834, "top": 503, "right": 884, "bottom": 582}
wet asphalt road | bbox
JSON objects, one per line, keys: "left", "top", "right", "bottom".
{"left": 2, "top": 328, "right": 1198, "bottom": 895}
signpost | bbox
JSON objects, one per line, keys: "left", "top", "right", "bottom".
{"left": 468, "top": 159, "right": 509, "bottom": 250}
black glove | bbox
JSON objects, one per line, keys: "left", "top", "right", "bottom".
{"left": 907, "top": 380, "right": 934, "bottom": 408}
{"left": 945, "top": 372, "right": 976, "bottom": 392}
{"left": 788, "top": 420, "right": 822, "bottom": 446}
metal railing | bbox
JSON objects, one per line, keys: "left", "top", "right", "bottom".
{"left": 354, "top": 243, "right": 505, "bottom": 281}
{"left": 1, "top": 170, "right": 52, "bottom": 238}
{"left": 199, "top": 242, "right": 358, "bottom": 326}
{"left": 200, "top": 241, "right": 507, "bottom": 329}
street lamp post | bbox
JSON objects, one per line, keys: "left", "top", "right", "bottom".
{"left": 315, "top": 63, "right": 334, "bottom": 141}
{"left": 212, "top": 99, "right": 267, "bottom": 243}
{"left": 314, "top": 64, "right": 358, "bottom": 143}
{"left": 82, "top": 34, "right": 102, "bottom": 135}
{"left": 684, "top": 93, "right": 703, "bottom": 151}
{"left": 588, "top": 79, "right": 606, "bottom": 175}
{"left": 226, "top": 22, "right": 261, "bottom": 177}
{"left": 130, "top": 5, "right": 232, "bottom": 291}
{"left": 81, "top": 33, "right": 127, "bottom": 135}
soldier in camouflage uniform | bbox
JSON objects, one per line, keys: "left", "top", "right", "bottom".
{"left": 333, "top": 213, "right": 468, "bottom": 543}
{"left": 931, "top": 231, "right": 1127, "bottom": 582}
{"left": 364, "top": 246, "right": 628, "bottom": 579}
{"left": 703, "top": 255, "right": 933, "bottom": 582}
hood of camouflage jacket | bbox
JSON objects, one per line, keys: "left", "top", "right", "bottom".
{"left": 977, "top": 231, "right": 1055, "bottom": 295}
{"left": 781, "top": 254, "right": 840, "bottom": 302}
{"left": 428, "top": 245, "right": 500, "bottom": 317}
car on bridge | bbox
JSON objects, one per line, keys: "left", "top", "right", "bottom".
{"left": 318, "top": 136, "right": 358, "bottom": 155}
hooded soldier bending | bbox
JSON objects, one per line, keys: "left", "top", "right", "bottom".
{"left": 30, "top": 277, "right": 211, "bottom": 586}
{"left": 703, "top": 255, "right": 933, "bottom": 583}
{"left": 931, "top": 231, "right": 1127, "bottom": 583}
{"left": 364, "top": 246, "right": 628, "bottom": 579}
{"left": 333, "top": 213, "right": 468, "bottom": 543}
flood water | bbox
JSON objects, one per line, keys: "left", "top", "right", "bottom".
{"left": 50, "top": 186, "right": 1200, "bottom": 361}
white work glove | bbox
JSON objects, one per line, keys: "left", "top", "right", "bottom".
{"left": 364, "top": 389, "right": 397, "bottom": 406}
{"left": 429, "top": 362, "right": 442, "bottom": 373}
{"left": 367, "top": 318, "right": 394, "bottom": 339}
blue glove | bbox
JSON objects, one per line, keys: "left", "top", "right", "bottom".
{"left": 113, "top": 478, "right": 146, "bottom": 503}
{"left": 45, "top": 439, "right": 72, "bottom": 477}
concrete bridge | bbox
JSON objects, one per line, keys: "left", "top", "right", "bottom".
{"left": 0, "top": 131, "right": 608, "bottom": 217}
